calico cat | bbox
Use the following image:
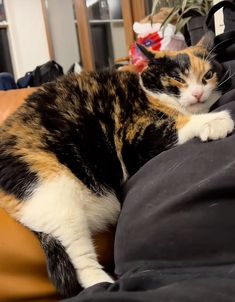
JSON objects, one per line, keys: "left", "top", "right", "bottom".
{"left": 0, "top": 32, "right": 233, "bottom": 298}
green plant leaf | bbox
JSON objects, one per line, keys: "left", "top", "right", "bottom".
{"left": 160, "top": 6, "right": 181, "bottom": 34}
{"left": 150, "top": 0, "right": 213, "bottom": 30}
{"left": 175, "top": 4, "right": 202, "bottom": 27}
{"left": 151, "top": 0, "right": 161, "bottom": 16}
{"left": 150, "top": 0, "right": 162, "bottom": 25}
{"left": 187, "top": 0, "right": 200, "bottom": 4}
{"left": 175, "top": 16, "right": 191, "bottom": 33}
{"left": 201, "top": 0, "right": 213, "bottom": 14}
{"left": 182, "top": 5, "right": 205, "bottom": 15}
{"left": 181, "top": 0, "right": 188, "bottom": 12}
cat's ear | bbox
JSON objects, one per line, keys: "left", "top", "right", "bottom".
{"left": 136, "top": 43, "right": 155, "bottom": 61}
{"left": 196, "top": 31, "right": 215, "bottom": 51}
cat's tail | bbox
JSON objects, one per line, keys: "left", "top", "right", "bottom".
{"left": 35, "top": 231, "right": 82, "bottom": 298}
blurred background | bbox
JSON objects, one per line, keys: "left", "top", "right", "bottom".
{"left": 0, "top": 0, "right": 155, "bottom": 79}
{"left": 0, "top": 0, "right": 221, "bottom": 82}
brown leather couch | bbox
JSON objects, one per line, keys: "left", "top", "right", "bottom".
{"left": 0, "top": 88, "right": 115, "bottom": 302}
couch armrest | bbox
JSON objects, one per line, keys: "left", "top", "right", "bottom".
{"left": 0, "top": 88, "right": 37, "bottom": 124}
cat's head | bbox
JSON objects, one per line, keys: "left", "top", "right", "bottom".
{"left": 138, "top": 32, "right": 226, "bottom": 113}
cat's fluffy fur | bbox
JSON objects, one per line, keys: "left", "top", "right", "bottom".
{"left": 0, "top": 33, "right": 234, "bottom": 297}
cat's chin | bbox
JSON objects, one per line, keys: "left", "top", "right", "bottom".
{"left": 185, "top": 103, "right": 210, "bottom": 114}
{"left": 184, "top": 92, "right": 222, "bottom": 114}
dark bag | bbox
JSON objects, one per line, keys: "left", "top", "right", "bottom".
{"left": 187, "top": 1, "right": 235, "bottom": 88}
{"left": 205, "top": 0, "right": 235, "bottom": 63}
{"left": 187, "top": 0, "right": 235, "bottom": 60}
{"left": 17, "top": 72, "right": 33, "bottom": 88}
{"left": 0, "top": 72, "right": 17, "bottom": 90}
{"left": 32, "top": 60, "right": 64, "bottom": 86}
{"left": 17, "top": 60, "right": 64, "bottom": 88}
{"left": 208, "top": 1, "right": 235, "bottom": 89}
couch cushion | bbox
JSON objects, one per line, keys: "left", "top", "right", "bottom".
{"left": 0, "top": 208, "right": 60, "bottom": 301}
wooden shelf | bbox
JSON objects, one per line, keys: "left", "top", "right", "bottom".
{"left": 89, "top": 19, "right": 123, "bottom": 24}
{"left": 74, "top": 19, "right": 123, "bottom": 24}
{"left": 72, "top": 0, "right": 146, "bottom": 71}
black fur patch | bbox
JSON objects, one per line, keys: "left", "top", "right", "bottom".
{"left": 43, "top": 113, "right": 123, "bottom": 195}
{"left": 122, "top": 113, "right": 177, "bottom": 175}
{"left": 28, "top": 73, "right": 134, "bottom": 195}
{"left": 0, "top": 148, "right": 38, "bottom": 199}
{"left": 36, "top": 232, "right": 81, "bottom": 298}
{"left": 141, "top": 54, "right": 190, "bottom": 96}
{"left": 166, "top": 85, "right": 180, "bottom": 96}
{"left": 175, "top": 54, "right": 190, "bottom": 73}
{"left": 136, "top": 43, "right": 155, "bottom": 61}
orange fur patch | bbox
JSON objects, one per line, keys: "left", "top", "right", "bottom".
{"left": 148, "top": 95, "right": 179, "bottom": 118}
{"left": 161, "top": 76, "right": 187, "bottom": 89}
{"left": 125, "top": 115, "right": 151, "bottom": 143}
{"left": 0, "top": 191, "right": 23, "bottom": 218}
{"left": 176, "top": 115, "right": 190, "bottom": 130}
{"left": 152, "top": 46, "right": 212, "bottom": 83}
{"left": 147, "top": 95, "right": 190, "bottom": 130}
{"left": 189, "top": 54, "right": 211, "bottom": 81}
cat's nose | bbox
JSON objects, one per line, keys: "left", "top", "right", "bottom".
{"left": 192, "top": 90, "right": 203, "bottom": 102}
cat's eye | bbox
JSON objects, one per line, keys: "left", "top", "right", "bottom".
{"left": 173, "top": 77, "right": 186, "bottom": 84}
{"left": 203, "top": 70, "right": 214, "bottom": 80}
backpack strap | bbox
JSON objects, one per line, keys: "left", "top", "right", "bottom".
{"left": 214, "top": 30, "right": 235, "bottom": 52}
{"left": 205, "top": 1, "right": 235, "bottom": 56}
{"left": 205, "top": 0, "right": 235, "bottom": 28}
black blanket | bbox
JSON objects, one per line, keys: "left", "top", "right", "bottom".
{"left": 62, "top": 88, "right": 235, "bottom": 302}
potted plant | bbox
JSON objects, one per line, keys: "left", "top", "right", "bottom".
{"left": 150, "top": 0, "right": 213, "bottom": 44}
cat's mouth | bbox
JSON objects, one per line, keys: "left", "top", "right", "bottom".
{"left": 190, "top": 99, "right": 204, "bottom": 105}
{"left": 187, "top": 91, "right": 221, "bottom": 113}
{"left": 180, "top": 98, "right": 205, "bottom": 110}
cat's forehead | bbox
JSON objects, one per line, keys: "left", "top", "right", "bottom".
{"left": 152, "top": 47, "right": 211, "bottom": 76}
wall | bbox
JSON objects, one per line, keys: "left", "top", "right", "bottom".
{"left": 46, "top": 0, "right": 80, "bottom": 72}
{"left": 110, "top": 22, "right": 127, "bottom": 60}
{"left": 4, "top": 0, "right": 50, "bottom": 79}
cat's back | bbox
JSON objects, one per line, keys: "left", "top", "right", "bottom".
{"left": 0, "top": 70, "right": 138, "bottom": 137}
{"left": 6, "top": 70, "right": 138, "bottom": 124}
{"left": 0, "top": 70, "right": 139, "bottom": 197}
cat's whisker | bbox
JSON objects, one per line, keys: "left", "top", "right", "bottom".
{"left": 205, "top": 39, "right": 229, "bottom": 62}
{"left": 204, "top": 53, "right": 216, "bottom": 63}
{"left": 203, "top": 51, "right": 216, "bottom": 64}
{"left": 218, "top": 68, "right": 231, "bottom": 83}
{"left": 217, "top": 71, "right": 235, "bottom": 88}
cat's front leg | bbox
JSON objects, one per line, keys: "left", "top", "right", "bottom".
{"left": 177, "top": 110, "right": 234, "bottom": 144}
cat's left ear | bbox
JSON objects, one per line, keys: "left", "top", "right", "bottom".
{"left": 136, "top": 43, "right": 155, "bottom": 61}
{"left": 196, "top": 30, "right": 215, "bottom": 51}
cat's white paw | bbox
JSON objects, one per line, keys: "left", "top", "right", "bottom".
{"left": 199, "top": 111, "right": 234, "bottom": 142}
{"left": 79, "top": 268, "right": 114, "bottom": 288}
